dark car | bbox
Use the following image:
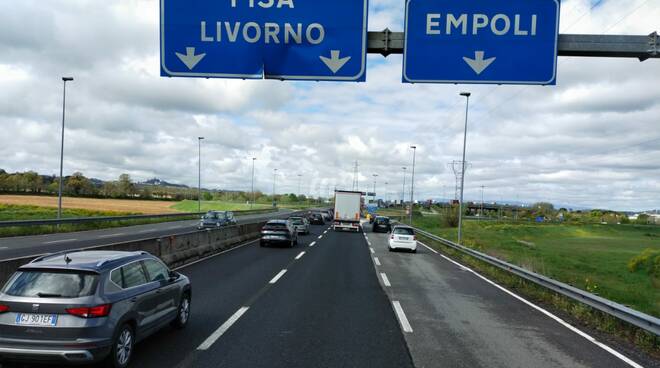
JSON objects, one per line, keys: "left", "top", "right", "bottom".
{"left": 0, "top": 250, "right": 191, "bottom": 367}
{"left": 308, "top": 213, "right": 325, "bottom": 225}
{"left": 372, "top": 216, "right": 392, "bottom": 233}
{"left": 260, "top": 219, "right": 298, "bottom": 247}
{"left": 198, "top": 211, "right": 237, "bottom": 229}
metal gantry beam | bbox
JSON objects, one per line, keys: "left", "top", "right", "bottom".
{"left": 368, "top": 30, "right": 660, "bottom": 61}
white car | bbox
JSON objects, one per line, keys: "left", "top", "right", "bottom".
{"left": 388, "top": 226, "right": 417, "bottom": 252}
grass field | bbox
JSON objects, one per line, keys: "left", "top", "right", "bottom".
{"left": 0, "top": 204, "right": 134, "bottom": 221}
{"left": 0, "top": 195, "right": 178, "bottom": 214}
{"left": 411, "top": 214, "right": 660, "bottom": 317}
{"left": 171, "top": 200, "right": 272, "bottom": 212}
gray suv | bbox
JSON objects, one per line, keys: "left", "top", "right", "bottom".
{"left": 0, "top": 250, "right": 192, "bottom": 367}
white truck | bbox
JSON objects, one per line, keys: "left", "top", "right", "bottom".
{"left": 333, "top": 190, "right": 363, "bottom": 232}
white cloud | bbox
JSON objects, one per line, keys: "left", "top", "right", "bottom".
{"left": 0, "top": 0, "right": 659, "bottom": 211}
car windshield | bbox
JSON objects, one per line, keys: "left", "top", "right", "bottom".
{"left": 2, "top": 270, "right": 99, "bottom": 298}
{"left": 204, "top": 212, "right": 219, "bottom": 219}
{"left": 393, "top": 228, "right": 414, "bottom": 236}
{"left": 376, "top": 218, "right": 389, "bottom": 224}
{"left": 290, "top": 218, "right": 304, "bottom": 224}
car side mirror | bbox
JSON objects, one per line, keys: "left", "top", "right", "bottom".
{"left": 168, "top": 271, "right": 180, "bottom": 282}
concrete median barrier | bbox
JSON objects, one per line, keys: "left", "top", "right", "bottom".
{"left": 0, "top": 221, "right": 267, "bottom": 287}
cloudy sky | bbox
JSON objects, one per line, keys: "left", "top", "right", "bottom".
{"left": 0, "top": 0, "right": 659, "bottom": 211}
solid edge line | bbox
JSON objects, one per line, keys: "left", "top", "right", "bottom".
{"left": 197, "top": 306, "right": 250, "bottom": 350}
{"left": 416, "top": 241, "right": 643, "bottom": 368}
{"left": 380, "top": 272, "right": 391, "bottom": 287}
{"left": 295, "top": 251, "right": 305, "bottom": 260}
{"left": 269, "top": 269, "right": 287, "bottom": 284}
{"left": 392, "top": 301, "right": 413, "bottom": 333}
{"left": 173, "top": 239, "right": 258, "bottom": 271}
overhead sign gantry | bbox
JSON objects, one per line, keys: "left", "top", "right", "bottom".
{"left": 160, "top": 0, "right": 368, "bottom": 81}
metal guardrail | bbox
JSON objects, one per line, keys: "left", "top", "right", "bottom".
{"left": 0, "top": 208, "right": 277, "bottom": 228}
{"left": 412, "top": 227, "right": 660, "bottom": 336}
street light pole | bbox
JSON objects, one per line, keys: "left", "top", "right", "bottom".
{"left": 372, "top": 174, "right": 378, "bottom": 203}
{"left": 458, "top": 92, "right": 471, "bottom": 245}
{"left": 272, "top": 168, "right": 278, "bottom": 206}
{"left": 297, "top": 174, "right": 302, "bottom": 198}
{"left": 57, "top": 77, "right": 74, "bottom": 220}
{"left": 197, "top": 137, "right": 204, "bottom": 213}
{"left": 401, "top": 167, "right": 407, "bottom": 213}
{"left": 384, "top": 181, "right": 389, "bottom": 203}
{"left": 410, "top": 145, "right": 417, "bottom": 225}
{"left": 480, "top": 185, "right": 485, "bottom": 220}
{"left": 250, "top": 157, "right": 256, "bottom": 209}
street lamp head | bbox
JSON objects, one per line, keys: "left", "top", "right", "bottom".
{"left": 62, "top": 77, "right": 74, "bottom": 82}
{"left": 410, "top": 145, "right": 417, "bottom": 149}
{"left": 198, "top": 137, "right": 204, "bottom": 140}
{"left": 460, "top": 92, "right": 471, "bottom": 97}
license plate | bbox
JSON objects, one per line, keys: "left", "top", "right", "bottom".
{"left": 15, "top": 313, "right": 58, "bottom": 327}
{"left": 397, "top": 236, "right": 410, "bottom": 241}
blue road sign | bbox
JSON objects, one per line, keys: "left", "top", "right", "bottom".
{"left": 160, "top": 0, "right": 368, "bottom": 81}
{"left": 403, "top": 0, "right": 560, "bottom": 85}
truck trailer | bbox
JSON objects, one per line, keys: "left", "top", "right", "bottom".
{"left": 333, "top": 190, "right": 363, "bottom": 232}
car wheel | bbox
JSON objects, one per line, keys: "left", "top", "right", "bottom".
{"left": 388, "top": 246, "right": 393, "bottom": 252}
{"left": 260, "top": 241, "right": 266, "bottom": 247}
{"left": 171, "top": 293, "right": 191, "bottom": 329}
{"left": 109, "top": 324, "right": 134, "bottom": 368}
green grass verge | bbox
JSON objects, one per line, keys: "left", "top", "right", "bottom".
{"left": 171, "top": 200, "right": 272, "bottom": 212}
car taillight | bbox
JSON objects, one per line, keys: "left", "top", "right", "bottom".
{"left": 413, "top": 236, "right": 417, "bottom": 241}
{"left": 0, "top": 304, "right": 9, "bottom": 313}
{"left": 390, "top": 235, "right": 394, "bottom": 240}
{"left": 66, "top": 304, "right": 112, "bottom": 318}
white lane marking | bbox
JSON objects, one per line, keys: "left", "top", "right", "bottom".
{"left": 0, "top": 247, "right": 7, "bottom": 250}
{"left": 324, "top": 230, "right": 328, "bottom": 234}
{"left": 318, "top": 235, "right": 323, "bottom": 239}
{"left": 43, "top": 239, "right": 76, "bottom": 244}
{"left": 417, "top": 241, "right": 643, "bottom": 368}
{"left": 309, "top": 241, "right": 316, "bottom": 247}
{"left": 137, "top": 229, "right": 154, "bottom": 234}
{"left": 380, "top": 272, "right": 391, "bottom": 287}
{"left": 295, "top": 251, "right": 306, "bottom": 260}
{"left": 392, "top": 301, "right": 413, "bottom": 333}
{"left": 173, "top": 240, "right": 258, "bottom": 271}
{"left": 367, "top": 241, "right": 372, "bottom": 246}
{"left": 418, "top": 242, "right": 438, "bottom": 254}
{"left": 99, "top": 233, "right": 125, "bottom": 238}
{"left": 269, "top": 269, "right": 287, "bottom": 284}
{"left": 197, "top": 306, "right": 250, "bottom": 350}
{"left": 374, "top": 257, "right": 381, "bottom": 266}
{"left": 370, "top": 247, "right": 375, "bottom": 254}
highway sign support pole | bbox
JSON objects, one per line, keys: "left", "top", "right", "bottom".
{"left": 401, "top": 167, "right": 407, "bottom": 217}
{"left": 458, "top": 92, "right": 470, "bottom": 245}
{"left": 198, "top": 137, "right": 204, "bottom": 213}
{"left": 251, "top": 158, "right": 256, "bottom": 210}
{"left": 58, "top": 77, "right": 73, "bottom": 220}
{"left": 410, "top": 146, "right": 417, "bottom": 225}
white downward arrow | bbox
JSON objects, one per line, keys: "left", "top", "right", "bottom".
{"left": 462, "top": 51, "right": 496, "bottom": 75}
{"left": 176, "top": 47, "right": 206, "bottom": 71}
{"left": 320, "top": 50, "right": 351, "bottom": 74}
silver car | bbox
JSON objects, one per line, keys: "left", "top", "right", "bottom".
{"left": 0, "top": 250, "right": 192, "bottom": 367}
{"left": 289, "top": 216, "right": 310, "bottom": 235}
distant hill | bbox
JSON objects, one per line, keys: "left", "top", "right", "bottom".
{"left": 140, "top": 178, "right": 189, "bottom": 189}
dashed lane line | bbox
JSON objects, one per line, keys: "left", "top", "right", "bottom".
{"left": 309, "top": 241, "right": 316, "bottom": 247}
{"left": 269, "top": 269, "right": 287, "bottom": 284}
{"left": 370, "top": 247, "right": 375, "bottom": 254}
{"left": 380, "top": 272, "right": 391, "bottom": 287}
{"left": 392, "top": 301, "right": 413, "bottom": 333}
{"left": 295, "top": 251, "right": 306, "bottom": 260}
{"left": 197, "top": 306, "right": 250, "bottom": 351}
{"left": 374, "top": 257, "right": 381, "bottom": 266}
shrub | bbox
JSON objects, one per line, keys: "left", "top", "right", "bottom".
{"left": 627, "top": 248, "right": 660, "bottom": 277}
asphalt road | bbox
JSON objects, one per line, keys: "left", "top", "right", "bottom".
{"left": 1, "top": 220, "right": 654, "bottom": 368}
{"left": 0, "top": 210, "right": 293, "bottom": 261}
{"left": 363, "top": 223, "right": 651, "bottom": 368}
